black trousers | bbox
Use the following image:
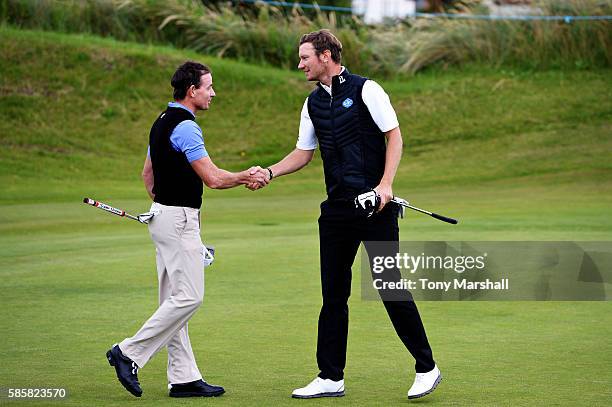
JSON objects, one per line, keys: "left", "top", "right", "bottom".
{"left": 316, "top": 200, "right": 436, "bottom": 381}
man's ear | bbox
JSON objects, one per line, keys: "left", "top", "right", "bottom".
{"left": 321, "top": 49, "right": 332, "bottom": 63}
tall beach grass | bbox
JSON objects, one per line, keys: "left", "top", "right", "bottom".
{"left": 0, "top": 0, "right": 184, "bottom": 43}
{"left": 396, "top": 0, "right": 612, "bottom": 73}
{"left": 1, "top": 0, "right": 610, "bottom": 75}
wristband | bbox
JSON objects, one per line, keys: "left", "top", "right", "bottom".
{"left": 266, "top": 167, "right": 274, "bottom": 180}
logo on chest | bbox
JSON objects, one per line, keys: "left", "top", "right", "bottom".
{"left": 342, "top": 98, "right": 354, "bottom": 109}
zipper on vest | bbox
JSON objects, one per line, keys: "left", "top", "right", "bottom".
{"left": 329, "top": 95, "right": 341, "bottom": 176}
{"left": 329, "top": 95, "right": 334, "bottom": 134}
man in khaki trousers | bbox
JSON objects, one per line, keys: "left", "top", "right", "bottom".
{"left": 106, "top": 61, "right": 267, "bottom": 398}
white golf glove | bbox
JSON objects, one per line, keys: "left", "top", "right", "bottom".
{"left": 202, "top": 244, "right": 215, "bottom": 267}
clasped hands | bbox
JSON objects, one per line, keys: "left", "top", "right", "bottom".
{"left": 244, "top": 166, "right": 271, "bottom": 191}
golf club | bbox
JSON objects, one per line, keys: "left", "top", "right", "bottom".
{"left": 83, "top": 197, "right": 146, "bottom": 223}
{"left": 391, "top": 197, "right": 458, "bottom": 224}
{"left": 354, "top": 191, "right": 458, "bottom": 224}
{"left": 83, "top": 197, "right": 216, "bottom": 264}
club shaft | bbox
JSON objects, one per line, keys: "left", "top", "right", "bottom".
{"left": 392, "top": 199, "right": 432, "bottom": 215}
{"left": 124, "top": 213, "right": 140, "bottom": 221}
{"left": 405, "top": 203, "right": 433, "bottom": 216}
{"left": 83, "top": 197, "right": 140, "bottom": 222}
{"left": 391, "top": 198, "right": 458, "bottom": 224}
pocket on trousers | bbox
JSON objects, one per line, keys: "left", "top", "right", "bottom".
{"left": 174, "top": 209, "right": 188, "bottom": 235}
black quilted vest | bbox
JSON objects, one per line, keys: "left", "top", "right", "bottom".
{"left": 307, "top": 68, "right": 386, "bottom": 201}
{"left": 149, "top": 106, "right": 203, "bottom": 209}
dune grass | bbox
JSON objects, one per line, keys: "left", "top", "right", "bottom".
{"left": 1, "top": 0, "right": 610, "bottom": 77}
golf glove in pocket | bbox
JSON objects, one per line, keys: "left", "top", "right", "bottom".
{"left": 202, "top": 244, "right": 215, "bottom": 267}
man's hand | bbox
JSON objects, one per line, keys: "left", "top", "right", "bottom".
{"left": 245, "top": 166, "right": 270, "bottom": 190}
{"left": 191, "top": 157, "right": 268, "bottom": 190}
{"left": 374, "top": 182, "right": 393, "bottom": 212}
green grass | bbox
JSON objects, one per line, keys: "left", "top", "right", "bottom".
{"left": 1, "top": 27, "right": 610, "bottom": 197}
{"left": 0, "top": 27, "right": 611, "bottom": 406}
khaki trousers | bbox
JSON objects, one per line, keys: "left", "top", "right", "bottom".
{"left": 119, "top": 202, "right": 205, "bottom": 385}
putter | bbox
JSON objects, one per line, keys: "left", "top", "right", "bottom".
{"left": 83, "top": 197, "right": 216, "bottom": 265}
{"left": 83, "top": 197, "right": 148, "bottom": 223}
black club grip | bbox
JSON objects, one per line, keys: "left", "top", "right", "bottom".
{"left": 431, "top": 212, "right": 458, "bottom": 224}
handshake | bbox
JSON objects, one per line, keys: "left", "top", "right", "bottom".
{"left": 243, "top": 166, "right": 272, "bottom": 191}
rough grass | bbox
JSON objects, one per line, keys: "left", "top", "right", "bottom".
{"left": 1, "top": 0, "right": 610, "bottom": 77}
{"left": 1, "top": 26, "right": 611, "bottom": 200}
{"left": 395, "top": 0, "right": 612, "bottom": 74}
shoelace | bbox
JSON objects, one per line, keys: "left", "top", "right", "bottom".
{"left": 131, "top": 361, "right": 139, "bottom": 376}
{"left": 414, "top": 372, "right": 428, "bottom": 383}
{"left": 308, "top": 378, "right": 322, "bottom": 387}
{"left": 309, "top": 377, "right": 342, "bottom": 392}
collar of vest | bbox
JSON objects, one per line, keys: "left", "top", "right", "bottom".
{"left": 317, "top": 67, "right": 351, "bottom": 97}
{"left": 166, "top": 105, "right": 195, "bottom": 118}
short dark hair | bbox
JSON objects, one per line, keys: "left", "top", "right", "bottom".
{"left": 299, "top": 29, "right": 342, "bottom": 63}
{"left": 171, "top": 61, "right": 211, "bottom": 100}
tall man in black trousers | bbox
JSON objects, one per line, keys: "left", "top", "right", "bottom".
{"left": 249, "top": 30, "right": 441, "bottom": 400}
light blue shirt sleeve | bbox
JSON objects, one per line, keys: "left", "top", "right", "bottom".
{"left": 169, "top": 120, "right": 209, "bottom": 163}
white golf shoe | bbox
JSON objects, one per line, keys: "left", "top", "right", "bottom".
{"left": 291, "top": 377, "right": 345, "bottom": 399}
{"left": 407, "top": 365, "right": 442, "bottom": 399}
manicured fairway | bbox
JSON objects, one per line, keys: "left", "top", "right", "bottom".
{"left": 2, "top": 180, "right": 611, "bottom": 406}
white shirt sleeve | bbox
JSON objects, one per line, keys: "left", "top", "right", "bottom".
{"left": 296, "top": 97, "right": 318, "bottom": 150}
{"left": 362, "top": 80, "right": 400, "bottom": 133}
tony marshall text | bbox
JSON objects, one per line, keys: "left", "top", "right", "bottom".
{"left": 373, "top": 278, "right": 509, "bottom": 291}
